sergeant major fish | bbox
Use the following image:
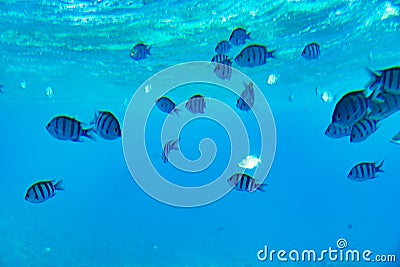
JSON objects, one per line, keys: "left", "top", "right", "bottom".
{"left": 301, "top": 43, "right": 320, "bottom": 60}
{"left": 91, "top": 111, "right": 121, "bottom": 140}
{"left": 236, "top": 82, "right": 254, "bottom": 111}
{"left": 214, "top": 61, "right": 232, "bottom": 80}
{"left": 366, "top": 67, "right": 400, "bottom": 95}
{"left": 46, "top": 116, "right": 95, "bottom": 142}
{"left": 129, "top": 43, "right": 151, "bottom": 60}
{"left": 25, "top": 180, "right": 64, "bottom": 204}
{"left": 348, "top": 161, "right": 384, "bottom": 182}
{"left": 211, "top": 54, "right": 232, "bottom": 65}
{"left": 234, "top": 45, "right": 275, "bottom": 68}
{"left": 229, "top": 28, "right": 251, "bottom": 46}
{"left": 331, "top": 90, "right": 371, "bottom": 127}
{"left": 368, "top": 92, "right": 400, "bottom": 121}
{"left": 215, "top": 40, "right": 231, "bottom": 54}
{"left": 227, "top": 173, "right": 266, "bottom": 193}
{"left": 350, "top": 118, "right": 379, "bottom": 143}
{"left": 185, "top": 94, "right": 206, "bottom": 114}
{"left": 325, "top": 123, "right": 352, "bottom": 139}
{"left": 156, "top": 97, "right": 180, "bottom": 115}
{"left": 162, "top": 138, "right": 179, "bottom": 163}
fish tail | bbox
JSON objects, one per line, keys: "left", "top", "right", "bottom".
{"left": 54, "top": 180, "right": 65, "bottom": 191}
{"left": 247, "top": 32, "right": 251, "bottom": 40}
{"left": 147, "top": 46, "right": 152, "bottom": 56}
{"left": 90, "top": 110, "right": 99, "bottom": 125}
{"left": 83, "top": 128, "right": 97, "bottom": 141}
{"left": 257, "top": 183, "right": 268, "bottom": 193}
{"left": 376, "top": 160, "right": 384, "bottom": 173}
{"left": 173, "top": 108, "right": 181, "bottom": 116}
{"left": 267, "top": 50, "right": 277, "bottom": 59}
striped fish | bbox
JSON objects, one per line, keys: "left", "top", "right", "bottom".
{"left": 162, "top": 138, "right": 179, "bottom": 163}
{"left": 348, "top": 161, "right": 384, "bottom": 182}
{"left": 46, "top": 116, "right": 95, "bottom": 142}
{"left": 211, "top": 54, "right": 232, "bottom": 65}
{"left": 301, "top": 43, "right": 320, "bottom": 60}
{"left": 227, "top": 173, "right": 266, "bottom": 193}
{"left": 350, "top": 118, "right": 379, "bottom": 143}
{"left": 185, "top": 94, "right": 206, "bottom": 114}
{"left": 214, "top": 61, "right": 232, "bottom": 80}
{"left": 234, "top": 45, "right": 275, "bottom": 68}
{"left": 156, "top": 97, "right": 180, "bottom": 115}
{"left": 325, "top": 123, "right": 352, "bottom": 139}
{"left": 129, "top": 43, "right": 151, "bottom": 60}
{"left": 331, "top": 90, "right": 370, "bottom": 127}
{"left": 368, "top": 92, "right": 400, "bottom": 120}
{"left": 92, "top": 111, "right": 121, "bottom": 140}
{"left": 215, "top": 40, "right": 231, "bottom": 54}
{"left": 25, "top": 180, "right": 64, "bottom": 203}
{"left": 366, "top": 67, "right": 400, "bottom": 94}
{"left": 229, "top": 28, "right": 251, "bottom": 46}
{"left": 236, "top": 81, "right": 254, "bottom": 111}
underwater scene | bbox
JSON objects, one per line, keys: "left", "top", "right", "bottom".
{"left": 1, "top": 0, "right": 400, "bottom": 266}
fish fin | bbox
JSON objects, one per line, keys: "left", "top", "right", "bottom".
{"left": 147, "top": 46, "right": 152, "bottom": 56}
{"left": 171, "top": 138, "right": 180, "bottom": 150}
{"left": 267, "top": 50, "right": 276, "bottom": 59}
{"left": 83, "top": 128, "right": 97, "bottom": 141}
{"left": 54, "top": 180, "right": 65, "bottom": 191}
{"left": 376, "top": 160, "right": 384, "bottom": 173}
{"left": 247, "top": 32, "right": 251, "bottom": 40}
{"left": 257, "top": 184, "right": 268, "bottom": 192}
{"left": 90, "top": 110, "right": 99, "bottom": 125}
{"left": 365, "top": 68, "right": 381, "bottom": 89}
{"left": 173, "top": 108, "right": 181, "bottom": 116}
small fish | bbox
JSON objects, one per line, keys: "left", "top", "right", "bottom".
{"left": 301, "top": 43, "right": 320, "bottom": 60}
{"left": 129, "top": 43, "right": 151, "bottom": 60}
{"left": 236, "top": 82, "right": 254, "bottom": 111}
{"left": 25, "top": 180, "right": 65, "bottom": 203}
{"left": 46, "top": 116, "right": 95, "bottom": 142}
{"left": 366, "top": 67, "right": 400, "bottom": 95}
{"left": 91, "top": 111, "right": 121, "bottom": 140}
{"left": 213, "top": 61, "right": 232, "bottom": 80}
{"left": 316, "top": 87, "right": 336, "bottom": 103}
{"left": 215, "top": 40, "right": 231, "bottom": 54}
{"left": 348, "top": 161, "right": 384, "bottom": 182}
{"left": 331, "top": 90, "right": 370, "bottom": 127}
{"left": 368, "top": 92, "right": 400, "bottom": 120}
{"left": 211, "top": 54, "right": 232, "bottom": 65}
{"left": 185, "top": 94, "right": 206, "bottom": 114}
{"left": 0, "top": 85, "right": 3, "bottom": 94}
{"left": 229, "top": 28, "right": 251, "bottom": 46}
{"left": 325, "top": 123, "right": 352, "bottom": 139}
{"left": 234, "top": 45, "right": 275, "bottom": 68}
{"left": 350, "top": 118, "right": 379, "bottom": 143}
{"left": 162, "top": 138, "right": 179, "bottom": 163}
{"left": 238, "top": 155, "right": 261, "bottom": 169}
{"left": 390, "top": 131, "right": 400, "bottom": 145}
{"left": 156, "top": 97, "right": 180, "bottom": 115}
{"left": 227, "top": 173, "right": 266, "bottom": 193}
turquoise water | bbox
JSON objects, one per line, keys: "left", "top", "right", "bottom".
{"left": 1, "top": 0, "right": 400, "bottom": 266}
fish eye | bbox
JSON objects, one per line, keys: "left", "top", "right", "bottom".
{"left": 337, "top": 114, "right": 341, "bottom": 119}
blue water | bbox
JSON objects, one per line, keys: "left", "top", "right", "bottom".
{"left": 1, "top": 0, "right": 400, "bottom": 266}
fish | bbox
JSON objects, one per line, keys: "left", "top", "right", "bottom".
{"left": 156, "top": 97, "right": 180, "bottom": 115}
{"left": 227, "top": 173, "right": 266, "bottom": 193}
{"left": 350, "top": 118, "right": 379, "bottom": 143}
{"left": 316, "top": 87, "right": 336, "bottom": 103}
{"left": 238, "top": 155, "right": 261, "bottom": 169}
{"left": 185, "top": 94, "right": 206, "bottom": 114}
{"left": 366, "top": 67, "right": 400, "bottom": 95}
{"left": 229, "top": 28, "right": 251, "bottom": 46}
{"left": 91, "top": 111, "right": 121, "bottom": 140}
{"left": 234, "top": 45, "right": 275, "bottom": 68}
{"left": 215, "top": 40, "right": 231, "bottom": 54}
{"left": 211, "top": 54, "right": 232, "bottom": 65}
{"left": 162, "top": 138, "right": 179, "bottom": 163}
{"left": 0, "top": 85, "right": 3, "bottom": 94}
{"left": 129, "top": 43, "right": 151, "bottom": 60}
{"left": 46, "top": 116, "right": 95, "bottom": 142}
{"left": 213, "top": 61, "right": 232, "bottom": 80}
{"left": 25, "top": 180, "right": 65, "bottom": 203}
{"left": 301, "top": 43, "right": 320, "bottom": 60}
{"left": 324, "top": 123, "right": 352, "bottom": 139}
{"left": 331, "top": 90, "right": 370, "bottom": 127}
{"left": 368, "top": 92, "right": 400, "bottom": 120}
{"left": 236, "top": 82, "right": 254, "bottom": 111}
{"left": 347, "top": 161, "right": 384, "bottom": 182}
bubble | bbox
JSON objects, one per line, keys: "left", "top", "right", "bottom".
{"left": 20, "top": 81, "right": 26, "bottom": 89}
